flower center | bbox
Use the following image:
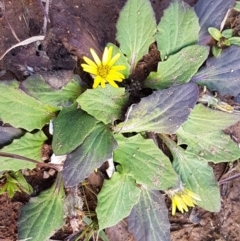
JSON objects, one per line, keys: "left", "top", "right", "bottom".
{"left": 98, "top": 65, "right": 110, "bottom": 78}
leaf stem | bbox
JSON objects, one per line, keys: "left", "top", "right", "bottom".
{"left": 158, "top": 134, "right": 179, "bottom": 155}
{"left": 0, "top": 151, "right": 61, "bottom": 171}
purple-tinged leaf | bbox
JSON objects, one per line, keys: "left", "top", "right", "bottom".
{"left": 0, "top": 126, "right": 23, "bottom": 148}
{"left": 114, "top": 83, "right": 199, "bottom": 134}
{"left": 62, "top": 123, "right": 117, "bottom": 187}
{"left": 192, "top": 46, "right": 240, "bottom": 96}
{"left": 194, "top": 0, "right": 235, "bottom": 44}
{"left": 128, "top": 189, "right": 170, "bottom": 241}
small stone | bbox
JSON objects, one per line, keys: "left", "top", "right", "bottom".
{"left": 43, "top": 171, "right": 50, "bottom": 179}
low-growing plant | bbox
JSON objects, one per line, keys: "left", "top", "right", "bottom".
{"left": 0, "top": 0, "right": 240, "bottom": 240}
{"left": 208, "top": 26, "right": 240, "bottom": 57}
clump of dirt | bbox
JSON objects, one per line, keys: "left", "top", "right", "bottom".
{"left": 0, "top": 194, "right": 23, "bottom": 240}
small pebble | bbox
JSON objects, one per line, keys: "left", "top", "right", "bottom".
{"left": 43, "top": 171, "right": 50, "bottom": 179}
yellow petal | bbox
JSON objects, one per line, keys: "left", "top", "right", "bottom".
{"left": 175, "top": 195, "right": 188, "bottom": 213}
{"left": 102, "top": 46, "right": 113, "bottom": 65}
{"left": 108, "top": 70, "right": 125, "bottom": 79}
{"left": 93, "top": 76, "right": 102, "bottom": 88}
{"left": 101, "top": 79, "right": 106, "bottom": 88}
{"left": 107, "top": 79, "right": 119, "bottom": 88}
{"left": 108, "top": 53, "right": 121, "bottom": 66}
{"left": 111, "top": 65, "right": 126, "bottom": 71}
{"left": 106, "top": 75, "right": 124, "bottom": 82}
{"left": 81, "top": 64, "right": 98, "bottom": 75}
{"left": 172, "top": 198, "right": 177, "bottom": 215}
{"left": 83, "top": 56, "right": 98, "bottom": 68}
{"left": 181, "top": 194, "right": 195, "bottom": 207}
{"left": 102, "top": 47, "right": 109, "bottom": 65}
{"left": 90, "top": 48, "right": 101, "bottom": 66}
{"left": 185, "top": 189, "right": 201, "bottom": 201}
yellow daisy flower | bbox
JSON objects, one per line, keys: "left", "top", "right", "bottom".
{"left": 167, "top": 187, "right": 201, "bottom": 215}
{"left": 81, "top": 46, "right": 126, "bottom": 89}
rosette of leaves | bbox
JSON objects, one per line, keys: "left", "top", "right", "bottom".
{"left": 0, "top": 0, "right": 239, "bottom": 240}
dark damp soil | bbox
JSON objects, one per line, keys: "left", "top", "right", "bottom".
{"left": 1, "top": 0, "right": 240, "bottom": 241}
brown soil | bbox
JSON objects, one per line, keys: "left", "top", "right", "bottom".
{"left": 0, "top": 0, "right": 240, "bottom": 241}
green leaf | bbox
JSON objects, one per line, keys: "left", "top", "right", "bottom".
{"left": 114, "top": 134, "right": 178, "bottom": 190}
{"left": 0, "top": 171, "right": 33, "bottom": 198}
{"left": 114, "top": 83, "right": 199, "bottom": 134}
{"left": 234, "top": 1, "right": 240, "bottom": 11}
{"left": 116, "top": 0, "right": 156, "bottom": 70}
{"left": 128, "top": 189, "right": 170, "bottom": 241}
{"left": 173, "top": 151, "right": 220, "bottom": 212}
{"left": 12, "top": 171, "right": 33, "bottom": 194}
{"left": 177, "top": 127, "right": 240, "bottom": 163}
{"left": 160, "top": 135, "right": 220, "bottom": 212}
{"left": 52, "top": 105, "right": 97, "bottom": 155}
{"left": 221, "top": 29, "right": 233, "bottom": 38}
{"left": 62, "top": 122, "right": 118, "bottom": 187}
{"left": 76, "top": 85, "right": 129, "bottom": 124}
{"left": 145, "top": 45, "right": 209, "bottom": 89}
{"left": 179, "top": 104, "right": 240, "bottom": 134}
{"left": 21, "top": 74, "right": 85, "bottom": 107}
{"left": 208, "top": 27, "right": 222, "bottom": 41}
{"left": 0, "top": 81, "right": 58, "bottom": 131}
{"left": 107, "top": 43, "right": 131, "bottom": 78}
{"left": 18, "top": 176, "right": 65, "bottom": 241}
{"left": 0, "top": 131, "right": 47, "bottom": 171}
{"left": 96, "top": 172, "right": 140, "bottom": 231}
{"left": 156, "top": 0, "right": 200, "bottom": 60}
{"left": 212, "top": 45, "right": 222, "bottom": 58}
{"left": 228, "top": 37, "right": 240, "bottom": 46}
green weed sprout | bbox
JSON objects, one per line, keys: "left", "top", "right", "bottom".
{"left": 208, "top": 27, "right": 240, "bottom": 57}
{"left": 0, "top": 171, "right": 33, "bottom": 198}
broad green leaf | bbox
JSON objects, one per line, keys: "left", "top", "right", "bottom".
{"left": 114, "top": 83, "right": 199, "bottom": 134}
{"left": 177, "top": 128, "right": 240, "bottom": 163}
{"left": 160, "top": 135, "right": 220, "bottom": 212}
{"left": 18, "top": 176, "right": 65, "bottom": 241}
{"left": 173, "top": 151, "right": 220, "bottom": 212}
{"left": 145, "top": 45, "right": 209, "bottom": 89}
{"left": 128, "top": 189, "right": 170, "bottom": 241}
{"left": 77, "top": 85, "right": 129, "bottom": 124}
{"left": 0, "top": 131, "right": 47, "bottom": 171}
{"left": 63, "top": 123, "right": 117, "bottom": 187}
{"left": 179, "top": 104, "right": 240, "bottom": 134}
{"left": 114, "top": 134, "right": 178, "bottom": 190}
{"left": 96, "top": 172, "right": 140, "bottom": 231}
{"left": 107, "top": 43, "right": 131, "bottom": 77}
{"left": 156, "top": 0, "right": 200, "bottom": 60}
{"left": 52, "top": 105, "right": 97, "bottom": 155}
{"left": 116, "top": 0, "right": 156, "bottom": 70}
{"left": 21, "top": 74, "right": 85, "bottom": 107}
{"left": 0, "top": 81, "right": 58, "bottom": 131}
{"left": 208, "top": 27, "right": 222, "bottom": 41}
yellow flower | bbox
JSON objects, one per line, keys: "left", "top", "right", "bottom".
{"left": 81, "top": 46, "right": 126, "bottom": 89}
{"left": 167, "top": 187, "right": 201, "bottom": 215}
